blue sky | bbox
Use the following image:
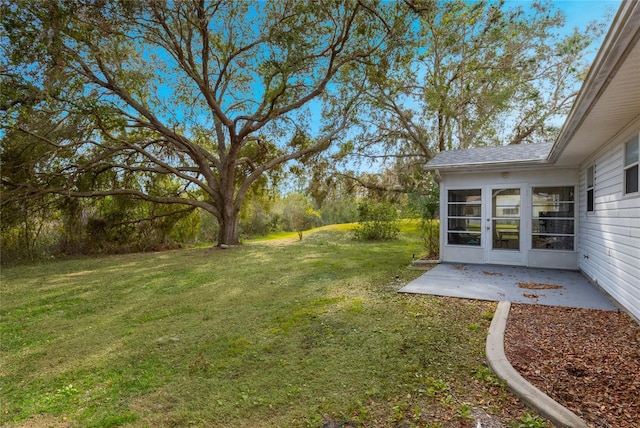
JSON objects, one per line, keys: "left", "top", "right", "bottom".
{"left": 549, "top": 0, "right": 622, "bottom": 28}
{"left": 561, "top": 1, "right": 623, "bottom": 62}
{"left": 511, "top": 0, "right": 622, "bottom": 49}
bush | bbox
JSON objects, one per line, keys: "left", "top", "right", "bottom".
{"left": 239, "top": 200, "right": 272, "bottom": 237}
{"left": 352, "top": 201, "right": 400, "bottom": 240}
{"left": 418, "top": 191, "right": 440, "bottom": 258}
{"left": 281, "top": 193, "right": 322, "bottom": 234}
{"left": 195, "top": 209, "right": 219, "bottom": 243}
{"left": 318, "top": 196, "right": 358, "bottom": 225}
{"left": 420, "top": 218, "right": 439, "bottom": 258}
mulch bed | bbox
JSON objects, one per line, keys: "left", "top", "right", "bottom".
{"left": 504, "top": 304, "right": 640, "bottom": 428}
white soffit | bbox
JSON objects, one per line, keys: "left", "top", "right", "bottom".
{"left": 556, "top": 41, "right": 640, "bottom": 166}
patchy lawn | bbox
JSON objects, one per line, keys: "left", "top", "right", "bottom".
{"left": 1, "top": 228, "right": 536, "bottom": 427}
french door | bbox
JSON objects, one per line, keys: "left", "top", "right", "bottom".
{"left": 485, "top": 187, "right": 524, "bottom": 265}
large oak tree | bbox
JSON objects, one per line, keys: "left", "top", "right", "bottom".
{"left": 1, "top": 0, "right": 408, "bottom": 245}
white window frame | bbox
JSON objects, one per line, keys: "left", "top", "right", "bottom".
{"left": 623, "top": 134, "right": 639, "bottom": 195}
{"left": 586, "top": 165, "right": 595, "bottom": 212}
{"left": 446, "top": 189, "right": 482, "bottom": 246}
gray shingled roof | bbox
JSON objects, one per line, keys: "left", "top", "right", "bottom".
{"left": 425, "top": 142, "right": 554, "bottom": 170}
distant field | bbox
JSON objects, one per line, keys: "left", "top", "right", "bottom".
{"left": 0, "top": 225, "right": 531, "bottom": 427}
{"left": 245, "top": 223, "right": 357, "bottom": 242}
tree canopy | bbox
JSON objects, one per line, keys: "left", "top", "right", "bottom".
{"left": 1, "top": 0, "right": 606, "bottom": 248}
{"left": 1, "top": 0, "right": 409, "bottom": 245}
{"left": 336, "top": 0, "right": 604, "bottom": 192}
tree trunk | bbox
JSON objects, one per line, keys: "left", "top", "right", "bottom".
{"left": 217, "top": 205, "right": 240, "bottom": 246}
{"left": 437, "top": 110, "right": 446, "bottom": 152}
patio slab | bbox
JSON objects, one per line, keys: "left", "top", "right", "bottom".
{"left": 400, "top": 263, "right": 617, "bottom": 310}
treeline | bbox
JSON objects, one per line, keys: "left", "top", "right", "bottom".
{"left": 1, "top": 183, "right": 440, "bottom": 264}
{"left": 2, "top": 194, "right": 202, "bottom": 263}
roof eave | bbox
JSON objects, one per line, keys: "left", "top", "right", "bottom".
{"left": 424, "top": 158, "right": 551, "bottom": 172}
{"left": 548, "top": 0, "right": 640, "bottom": 164}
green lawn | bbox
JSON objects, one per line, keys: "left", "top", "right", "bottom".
{"left": 0, "top": 225, "right": 532, "bottom": 427}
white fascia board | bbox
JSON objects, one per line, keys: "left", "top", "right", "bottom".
{"left": 549, "top": 1, "right": 640, "bottom": 163}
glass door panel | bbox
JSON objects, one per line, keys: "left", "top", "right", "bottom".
{"left": 492, "top": 188, "right": 520, "bottom": 251}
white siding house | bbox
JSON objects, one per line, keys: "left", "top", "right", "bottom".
{"left": 577, "top": 125, "right": 640, "bottom": 321}
{"left": 424, "top": 1, "right": 640, "bottom": 321}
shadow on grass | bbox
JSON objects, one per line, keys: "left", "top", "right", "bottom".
{"left": 0, "top": 229, "right": 532, "bottom": 427}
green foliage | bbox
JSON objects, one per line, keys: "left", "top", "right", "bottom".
{"left": 318, "top": 195, "right": 359, "bottom": 225}
{"left": 98, "top": 413, "right": 139, "bottom": 428}
{"left": 1, "top": 0, "right": 608, "bottom": 254}
{"left": 195, "top": 208, "right": 220, "bottom": 243}
{"left": 415, "top": 189, "right": 441, "bottom": 258}
{"left": 304, "top": 162, "right": 359, "bottom": 225}
{"left": 472, "top": 365, "right": 501, "bottom": 387}
{"left": 281, "top": 193, "right": 322, "bottom": 234}
{"left": 239, "top": 197, "right": 274, "bottom": 237}
{"left": 169, "top": 209, "right": 200, "bottom": 244}
{"left": 239, "top": 192, "right": 323, "bottom": 239}
{"left": 419, "top": 218, "right": 440, "bottom": 259}
{"left": 77, "top": 196, "right": 196, "bottom": 254}
{"left": 340, "top": 0, "right": 607, "bottom": 196}
{"left": 0, "top": 194, "right": 200, "bottom": 263}
{"left": 0, "top": 198, "right": 61, "bottom": 263}
{"left": 352, "top": 201, "right": 400, "bottom": 241}
{"left": 456, "top": 403, "right": 474, "bottom": 419}
{"left": 513, "top": 413, "right": 547, "bottom": 428}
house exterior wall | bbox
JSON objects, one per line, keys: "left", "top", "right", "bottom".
{"left": 439, "top": 168, "right": 579, "bottom": 269}
{"left": 578, "top": 123, "right": 640, "bottom": 321}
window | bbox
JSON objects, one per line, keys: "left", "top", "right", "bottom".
{"left": 447, "top": 189, "right": 481, "bottom": 246}
{"left": 624, "top": 134, "right": 639, "bottom": 195}
{"left": 502, "top": 208, "right": 519, "bottom": 216}
{"left": 532, "top": 187, "right": 575, "bottom": 250}
{"left": 587, "top": 165, "right": 595, "bottom": 212}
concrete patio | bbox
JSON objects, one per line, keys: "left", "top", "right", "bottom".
{"left": 400, "top": 263, "right": 618, "bottom": 310}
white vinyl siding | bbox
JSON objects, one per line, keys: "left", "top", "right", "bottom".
{"left": 578, "top": 134, "right": 640, "bottom": 321}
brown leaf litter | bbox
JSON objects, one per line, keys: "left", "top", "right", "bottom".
{"left": 505, "top": 304, "right": 640, "bottom": 428}
{"left": 517, "top": 281, "right": 563, "bottom": 290}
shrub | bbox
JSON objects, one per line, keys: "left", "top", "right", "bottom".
{"left": 352, "top": 201, "right": 400, "bottom": 240}
{"left": 418, "top": 191, "right": 440, "bottom": 258}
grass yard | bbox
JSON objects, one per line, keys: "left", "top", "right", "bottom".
{"left": 1, "top": 224, "right": 533, "bottom": 427}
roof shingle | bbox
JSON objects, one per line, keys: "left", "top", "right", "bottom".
{"left": 425, "top": 143, "right": 554, "bottom": 170}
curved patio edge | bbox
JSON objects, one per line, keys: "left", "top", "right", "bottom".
{"left": 486, "top": 301, "right": 589, "bottom": 428}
